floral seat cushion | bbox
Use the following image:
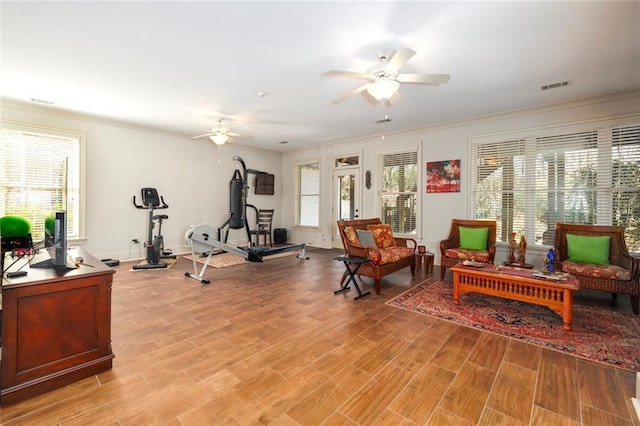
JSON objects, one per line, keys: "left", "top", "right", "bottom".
{"left": 368, "top": 246, "right": 414, "bottom": 266}
{"left": 444, "top": 248, "right": 492, "bottom": 263}
{"left": 561, "top": 260, "right": 632, "bottom": 281}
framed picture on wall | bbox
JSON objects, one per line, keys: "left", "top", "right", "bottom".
{"left": 255, "top": 172, "right": 275, "bottom": 195}
{"left": 426, "top": 159, "right": 460, "bottom": 193}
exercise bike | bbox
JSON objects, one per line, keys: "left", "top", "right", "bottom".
{"left": 132, "top": 187, "right": 176, "bottom": 270}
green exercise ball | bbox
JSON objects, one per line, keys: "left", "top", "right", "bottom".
{"left": 0, "top": 215, "right": 32, "bottom": 238}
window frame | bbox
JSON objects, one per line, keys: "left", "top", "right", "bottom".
{"left": 376, "top": 144, "right": 420, "bottom": 237}
{"left": 1, "top": 120, "right": 86, "bottom": 243}
{"left": 294, "top": 158, "right": 321, "bottom": 228}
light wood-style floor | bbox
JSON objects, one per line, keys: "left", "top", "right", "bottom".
{"left": 1, "top": 247, "right": 638, "bottom": 425}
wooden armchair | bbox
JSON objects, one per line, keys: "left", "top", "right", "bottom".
{"left": 337, "top": 218, "right": 417, "bottom": 295}
{"left": 553, "top": 223, "right": 640, "bottom": 314}
{"left": 439, "top": 219, "right": 497, "bottom": 280}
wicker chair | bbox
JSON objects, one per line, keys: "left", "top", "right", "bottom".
{"left": 553, "top": 223, "right": 640, "bottom": 314}
{"left": 336, "top": 218, "right": 417, "bottom": 295}
{"left": 439, "top": 219, "right": 497, "bottom": 280}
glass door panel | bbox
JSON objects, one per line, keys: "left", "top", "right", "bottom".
{"left": 333, "top": 168, "right": 360, "bottom": 248}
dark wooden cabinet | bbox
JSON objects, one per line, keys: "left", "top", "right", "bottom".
{"left": 1, "top": 248, "right": 114, "bottom": 405}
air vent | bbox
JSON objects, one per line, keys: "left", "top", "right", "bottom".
{"left": 375, "top": 114, "right": 391, "bottom": 124}
{"left": 541, "top": 81, "right": 570, "bottom": 91}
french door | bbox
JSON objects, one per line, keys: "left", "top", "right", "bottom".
{"left": 332, "top": 168, "right": 361, "bottom": 248}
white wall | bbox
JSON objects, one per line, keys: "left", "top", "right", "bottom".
{"left": 282, "top": 90, "right": 640, "bottom": 267}
{"left": 4, "top": 90, "right": 639, "bottom": 266}
{"left": 2, "top": 101, "right": 283, "bottom": 261}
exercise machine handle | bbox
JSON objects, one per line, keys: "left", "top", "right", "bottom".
{"left": 132, "top": 195, "right": 144, "bottom": 209}
{"left": 159, "top": 196, "right": 169, "bottom": 209}
{"left": 132, "top": 188, "right": 169, "bottom": 210}
{"left": 133, "top": 195, "right": 169, "bottom": 209}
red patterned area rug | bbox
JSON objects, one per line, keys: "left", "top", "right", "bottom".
{"left": 386, "top": 279, "right": 640, "bottom": 371}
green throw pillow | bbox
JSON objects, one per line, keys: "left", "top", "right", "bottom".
{"left": 566, "top": 234, "right": 611, "bottom": 265}
{"left": 459, "top": 226, "right": 488, "bottom": 251}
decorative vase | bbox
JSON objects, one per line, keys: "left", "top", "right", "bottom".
{"left": 546, "top": 249, "right": 556, "bottom": 273}
{"left": 517, "top": 235, "right": 527, "bottom": 264}
{"left": 508, "top": 232, "right": 517, "bottom": 264}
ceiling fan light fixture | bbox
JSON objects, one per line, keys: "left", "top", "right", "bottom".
{"left": 367, "top": 79, "right": 400, "bottom": 102}
{"left": 210, "top": 133, "right": 229, "bottom": 145}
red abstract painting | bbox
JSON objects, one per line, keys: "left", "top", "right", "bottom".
{"left": 426, "top": 159, "right": 460, "bottom": 193}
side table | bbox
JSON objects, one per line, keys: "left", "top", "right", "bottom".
{"left": 333, "top": 255, "right": 371, "bottom": 300}
{"left": 416, "top": 252, "right": 434, "bottom": 273}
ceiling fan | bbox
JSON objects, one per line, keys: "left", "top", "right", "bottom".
{"left": 324, "top": 48, "right": 450, "bottom": 105}
{"left": 190, "top": 119, "right": 253, "bottom": 145}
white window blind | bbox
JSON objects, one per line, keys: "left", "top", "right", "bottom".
{"left": 612, "top": 125, "right": 640, "bottom": 250}
{"left": 378, "top": 149, "right": 418, "bottom": 235}
{"left": 472, "top": 138, "right": 526, "bottom": 243}
{"left": 470, "top": 123, "right": 640, "bottom": 250}
{"left": 297, "top": 161, "right": 320, "bottom": 227}
{"left": 1, "top": 123, "right": 82, "bottom": 243}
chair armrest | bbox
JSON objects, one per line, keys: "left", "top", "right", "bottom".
{"left": 629, "top": 254, "right": 640, "bottom": 281}
{"left": 394, "top": 237, "right": 417, "bottom": 251}
{"left": 488, "top": 243, "right": 497, "bottom": 262}
{"left": 439, "top": 238, "right": 454, "bottom": 256}
{"left": 344, "top": 240, "right": 378, "bottom": 259}
{"left": 440, "top": 233, "right": 459, "bottom": 253}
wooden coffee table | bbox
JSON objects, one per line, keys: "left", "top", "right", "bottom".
{"left": 450, "top": 264, "right": 580, "bottom": 331}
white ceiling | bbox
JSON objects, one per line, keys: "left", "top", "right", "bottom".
{"left": 2, "top": 1, "right": 639, "bottom": 152}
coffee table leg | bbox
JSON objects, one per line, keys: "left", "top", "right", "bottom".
{"left": 563, "top": 289, "right": 574, "bottom": 331}
{"left": 453, "top": 272, "right": 460, "bottom": 305}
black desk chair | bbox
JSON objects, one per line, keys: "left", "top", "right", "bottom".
{"left": 250, "top": 209, "right": 274, "bottom": 247}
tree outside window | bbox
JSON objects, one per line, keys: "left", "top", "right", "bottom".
{"left": 378, "top": 150, "right": 418, "bottom": 235}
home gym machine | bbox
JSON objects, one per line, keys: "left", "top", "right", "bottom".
{"left": 184, "top": 156, "right": 308, "bottom": 284}
{"left": 132, "top": 187, "right": 176, "bottom": 270}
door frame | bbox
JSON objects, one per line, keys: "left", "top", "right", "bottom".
{"left": 332, "top": 165, "right": 362, "bottom": 249}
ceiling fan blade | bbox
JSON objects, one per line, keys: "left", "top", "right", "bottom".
{"left": 323, "top": 70, "right": 373, "bottom": 80}
{"left": 332, "top": 83, "right": 371, "bottom": 103}
{"left": 397, "top": 73, "right": 450, "bottom": 85}
{"left": 191, "top": 132, "right": 214, "bottom": 139}
{"left": 227, "top": 132, "right": 254, "bottom": 139}
{"left": 384, "top": 48, "right": 416, "bottom": 74}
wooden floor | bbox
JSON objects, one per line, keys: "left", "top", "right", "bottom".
{"left": 1, "top": 247, "right": 639, "bottom": 425}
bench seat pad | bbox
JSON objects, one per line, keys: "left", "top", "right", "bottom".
{"left": 561, "top": 260, "right": 632, "bottom": 281}
{"left": 369, "top": 246, "right": 415, "bottom": 266}
{"left": 444, "top": 248, "right": 492, "bottom": 263}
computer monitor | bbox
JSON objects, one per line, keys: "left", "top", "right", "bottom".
{"left": 32, "top": 211, "right": 71, "bottom": 270}
{"left": 50, "top": 211, "right": 67, "bottom": 267}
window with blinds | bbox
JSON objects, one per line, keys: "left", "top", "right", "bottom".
{"left": 1, "top": 122, "right": 82, "bottom": 243}
{"left": 377, "top": 149, "right": 418, "bottom": 235}
{"left": 296, "top": 161, "right": 320, "bottom": 227}
{"left": 470, "top": 123, "right": 640, "bottom": 250}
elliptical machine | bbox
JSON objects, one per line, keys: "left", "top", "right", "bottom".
{"left": 132, "top": 187, "right": 176, "bottom": 270}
